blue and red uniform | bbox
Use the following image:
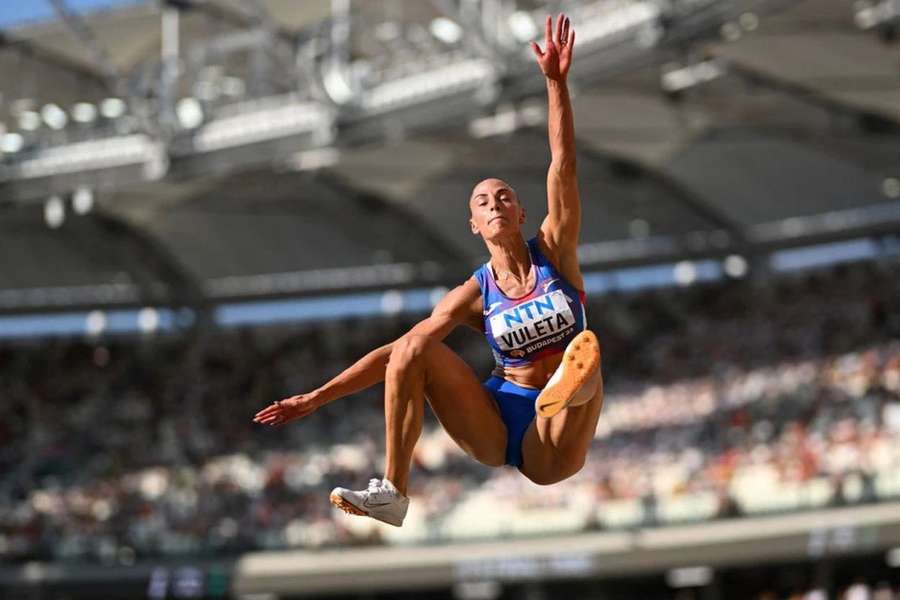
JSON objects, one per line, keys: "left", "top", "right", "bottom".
{"left": 472, "top": 236, "right": 587, "bottom": 467}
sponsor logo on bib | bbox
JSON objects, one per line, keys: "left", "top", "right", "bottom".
{"left": 490, "top": 290, "right": 575, "bottom": 351}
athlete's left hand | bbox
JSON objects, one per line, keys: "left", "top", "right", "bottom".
{"left": 252, "top": 391, "right": 324, "bottom": 427}
{"left": 531, "top": 13, "right": 574, "bottom": 82}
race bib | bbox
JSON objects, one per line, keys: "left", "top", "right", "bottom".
{"left": 490, "top": 290, "right": 575, "bottom": 351}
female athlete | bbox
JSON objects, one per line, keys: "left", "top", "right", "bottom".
{"left": 253, "top": 13, "right": 603, "bottom": 527}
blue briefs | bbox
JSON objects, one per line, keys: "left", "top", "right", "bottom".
{"left": 484, "top": 376, "right": 539, "bottom": 467}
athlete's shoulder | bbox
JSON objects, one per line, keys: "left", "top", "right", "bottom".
{"left": 532, "top": 230, "right": 585, "bottom": 293}
{"left": 432, "top": 278, "right": 482, "bottom": 323}
{"left": 530, "top": 231, "right": 557, "bottom": 268}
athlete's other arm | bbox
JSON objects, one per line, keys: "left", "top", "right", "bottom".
{"left": 253, "top": 279, "right": 482, "bottom": 426}
{"left": 531, "top": 14, "right": 582, "bottom": 280}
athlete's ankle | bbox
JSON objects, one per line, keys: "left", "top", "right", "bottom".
{"left": 382, "top": 476, "right": 406, "bottom": 497}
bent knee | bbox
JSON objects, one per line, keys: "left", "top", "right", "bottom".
{"left": 389, "top": 334, "right": 434, "bottom": 368}
{"left": 459, "top": 438, "right": 506, "bottom": 469}
{"left": 479, "top": 448, "right": 506, "bottom": 468}
{"left": 523, "top": 455, "right": 586, "bottom": 486}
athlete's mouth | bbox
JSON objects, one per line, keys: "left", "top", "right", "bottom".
{"left": 489, "top": 216, "right": 506, "bottom": 224}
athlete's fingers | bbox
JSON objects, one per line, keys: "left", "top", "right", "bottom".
{"left": 562, "top": 17, "right": 569, "bottom": 47}
{"left": 530, "top": 41, "right": 543, "bottom": 59}
{"left": 254, "top": 400, "right": 288, "bottom": 421}
{"left": 253, "top": 408, "right": 275, "bottom": 421}
{"left": 253, "top": 404, "right": 280, "bottom": 420}
{"left": 568, "top": 28, "right": 575, "bottom": 50}
{"left": 556, "top": 13, "right": 564, "bottom": 45}
{"left": 544, "top": 14, "right": 552, "bottom": 44}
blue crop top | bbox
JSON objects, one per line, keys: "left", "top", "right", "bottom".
{"left": 472, "top": 237, "right": 587, "bottom": 368}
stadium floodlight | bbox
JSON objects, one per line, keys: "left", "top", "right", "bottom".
{"left": 72, "top": 187, "right": 94, "bottom": 215}
{"left": 71, "top": 102, "right": 98, "bottom": 124}
{"left": 673, "top": 260, "right": 698, "bottom": 286}
{"left": 19, "top": 111, "right": 42, "bottom": 131}
{"left": 361, "top": 58, "right": 494, "bottom": 114}
{"left": 2, "top": 135, "right": 163, "bottom": 181}
{"left": 430, "top": 17, "right": 463, "bottom": 44}
{"left": 560, "top": 1, "right": 661, "bottom": 50}
{"left": 666, "top": 566, "right": 713, "bottom": 588}
{"left": 661, "top": 60, "right": 724, "bottom": 93}
{"left": 452, "top": 581, "right": 502, "bottom": 600}
{"left": 883, "top": 177, "right": 900, "bottom": 198}
{"left": 374, "top": 21, "right": 401, "bottom": 42}
{"left": 469, "top": 105, "right": 518, "bottom": 138}
{"left": 322, "top": 61, "right": 356, "bottom": 105}
{"left": 176, "top": 97, "right": 205, "bottom": 129}
{"left": 739, "top": 12, "right": 759, "bottom": 31}
{"left": 41, "top": 104, "right": 68, "bottom": 130}
{"left": 288, "top": 147, "right": 340, "bottom": 171}
{"left": 137, "top": 307, "right": 160, "bottom": 333}
{"left": 380, "top": 290, "right": 404, "bottom": 315}
{"left": 855, "top": 0, "right": 900, "bottom": 29}
{"left": 85, "top": 310, "right": 107, "bottom": 336}
{"left": 723, "top": 254, "right": 748, "bottom": 278}
{"left": 508, "top": 11, "right": 538, "bottom": 42}
{"left": 190, "top": 97, "right": 331, "bottom": 153}
{"left": 44, "top": 195, "right": 65, "bottom": 229}
{"left": 100, "top": 97, "right": 127, "bottom": 119}
{"left": 1, "top": 133, "right": 24, "bottom": 153}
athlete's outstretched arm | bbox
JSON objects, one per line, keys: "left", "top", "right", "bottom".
{"left": 531, "top": 14, "right": 581, "bottom": 257}
{"left": 253, "top": 279, "right": 481, "bottom": 426}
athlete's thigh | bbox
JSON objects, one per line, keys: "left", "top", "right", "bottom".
{"left": 520, "top": 385, "right": 604, "bottom": 480}
{"left": 420, "top": 340, "right": 508, "bottom": 467}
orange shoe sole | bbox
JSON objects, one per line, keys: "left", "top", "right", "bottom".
{"left": 535, "top": 330, "right": 601, "bottom": 419}
{"left": 330, "top": 492, "right": 367, "bottom": 517}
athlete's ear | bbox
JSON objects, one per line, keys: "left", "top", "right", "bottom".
{"left": 470, "top": 218, "right": 479, "bottom": 235}
{"left": 519, "top": 207, "right": 526, "bottom": 225}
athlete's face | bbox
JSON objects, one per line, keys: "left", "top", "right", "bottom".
{"left": 469, "top": 178, "right": 525, "bottom": 240}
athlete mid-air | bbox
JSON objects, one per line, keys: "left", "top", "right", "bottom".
{"left": 254, "top": 13, "right": 603, "bottom": 527}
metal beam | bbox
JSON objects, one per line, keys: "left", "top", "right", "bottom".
{"left": 314, "top": 171, "right": 472, "bottom": 273}
{"left": 0, "top": 29, "right": 111, "bottom": 92}
{"left": 47, "top": 0, "right": 129, "bottom": 96}
{"left": 87, "top": 209, "right": 212, "bottom": 324}
{"left": 428, "top": 0, "right": 511, "bottom": 67}
{"left": 721, "top": 58, "right": 900, "bottom": 130}
{"left": 521, "top": 126, "right": 750, "bottom": 245}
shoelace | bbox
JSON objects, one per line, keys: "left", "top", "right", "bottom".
{"left": 366, "top": 477, "right": 394, "bottom": 502}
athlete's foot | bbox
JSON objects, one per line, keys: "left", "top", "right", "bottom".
{"left": 535, "top": 330, "right": 602, "bottom": 419}
{"left": 329, "top": 477, "right": 410, "bottom": 527}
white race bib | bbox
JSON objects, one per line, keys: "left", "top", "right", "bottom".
{"left": 490, "top": 290, "right": 575, "bottom": 351}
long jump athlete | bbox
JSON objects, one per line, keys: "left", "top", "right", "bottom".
{"left": 254, "top": 14, "right": 603, "bottom": 527}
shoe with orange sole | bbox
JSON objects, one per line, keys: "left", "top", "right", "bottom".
{"left": 329, "top": 477, "right": 409, "bottom": 527}
{"left": 535, "top": 329, "right": 602, "bottom": 419}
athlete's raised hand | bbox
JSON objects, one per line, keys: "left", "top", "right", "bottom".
{"left": 253, "top": 392, "right": 324, "bottom": 427}
{"left": 530, "top": 13, "right": 574, "bottom": 82}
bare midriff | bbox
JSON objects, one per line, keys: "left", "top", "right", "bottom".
{"left": 491, "top": 352, "right": 564, "bottom": 390}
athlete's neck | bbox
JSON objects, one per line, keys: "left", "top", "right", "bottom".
{"left": 486, "top": 233, "right": 531, "bottom": 284}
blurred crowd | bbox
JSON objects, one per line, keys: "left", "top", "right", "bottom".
{"left": 751, "top": 580, "right": 900, "bottom": 600}
{"left": 663, "top": 580, "right": 900, "bottom": 600}
{"left": 1, "top": 259, "right": 899, "bottom": 563}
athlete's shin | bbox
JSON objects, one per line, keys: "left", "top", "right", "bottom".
{"left": 383, "top": 336, "right": 428, "bottom": 496}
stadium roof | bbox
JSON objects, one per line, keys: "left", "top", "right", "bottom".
{"left": 0, "top": 0, "right": 898, "bottom": 312}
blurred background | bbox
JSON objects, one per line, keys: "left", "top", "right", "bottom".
{"left": 0, "top": 0, "right": 899, "bottom": 599}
